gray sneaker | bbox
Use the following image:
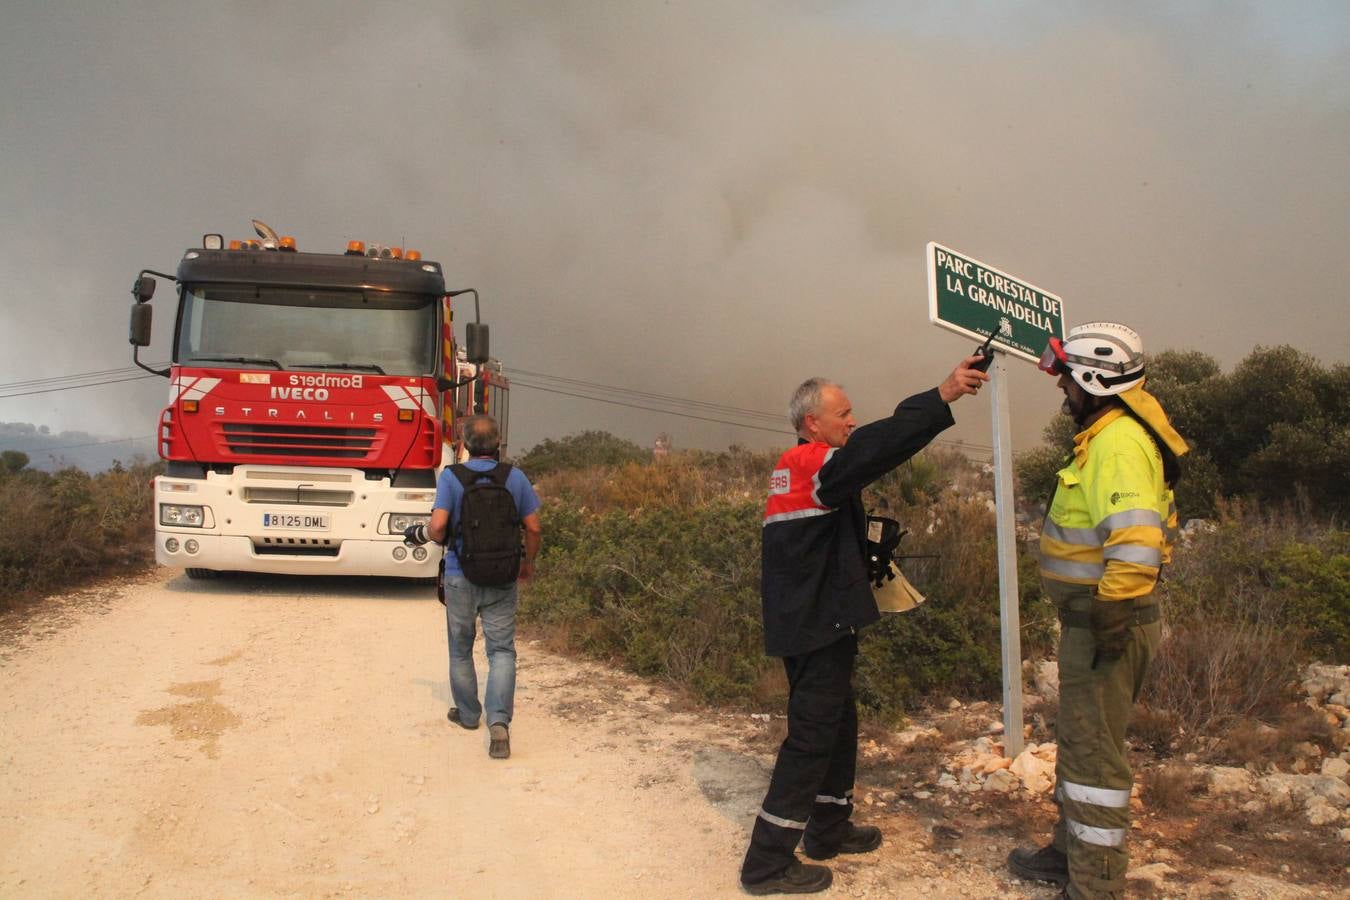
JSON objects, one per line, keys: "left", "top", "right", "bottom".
{"left": 489, "top": 723, "right": 510, "bottom": 759}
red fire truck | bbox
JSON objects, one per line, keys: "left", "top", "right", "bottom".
{"left": 127, "top": 221, "right": 509, "bottom": 580}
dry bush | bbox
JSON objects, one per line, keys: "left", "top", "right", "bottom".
{"left": 750, "top": 663, "right": 788, "bottom": 708}
{"left": 1214, "top": 717, "right": 1282, "bottom": 765}
{"left": 936, "top": 714, "right": 971, "bottom": 742}
{"left": 1143, "top": 619, "right": 1299, "bottom": 744}
{"left": 1130, "top": 705, "right": 1183, "bottom": 756}
{"left": 536, "top": 448, "right": 773, "bottom": 516}
{"left": 1211, "top": 705, "right": 1334, "bottom": 768}
{"left": 1141, "top": 764, "right": 1196, "bottom": 813}
{"left": 1269, "top": 705, "right": 1337, "bottom": 756}
{"left": 1138, "top": 497, "right": 1348, "bottom": 754}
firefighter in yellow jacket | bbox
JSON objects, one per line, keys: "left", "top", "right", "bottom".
{"left": 1008, "top": 322, "right": 1188, "bottom": 900}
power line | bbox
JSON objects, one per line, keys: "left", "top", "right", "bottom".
{"left": 506, "top": 367, "right": 786, "bottom": 423}
{"left": 507, "top": 367, "right": 994, "bottom": 454}
{"left": 508, "top": 379, "right": 797, "bottom": 436}
{"left": 0, "top": 372, "right": 163, "bottom": 400}
{"left": 0, "top": 364, "right": 162, "bottom": 391}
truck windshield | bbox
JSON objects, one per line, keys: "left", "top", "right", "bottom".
{"left": 176, "top": 286, "right": 437, "bottom": 376}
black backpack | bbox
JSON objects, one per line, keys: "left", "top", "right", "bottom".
{"left": 450, "top": 463, "right": 522, "bottom": 587}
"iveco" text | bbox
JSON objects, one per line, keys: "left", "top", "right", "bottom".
{"left": 270, "top": 387, "right": 330, "bottom": 400}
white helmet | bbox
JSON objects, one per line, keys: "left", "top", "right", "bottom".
{"left": 1038, "top": 322, "right": 1145, "bottom": 397}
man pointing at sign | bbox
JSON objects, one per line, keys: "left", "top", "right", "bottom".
{"left": 740, "top": 355, "right": 988, "bottom": 895}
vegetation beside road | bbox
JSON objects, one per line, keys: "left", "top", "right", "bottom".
{"left": 1, "top": 344, "right": 1344, "bottom": 757}
{"left": 0, "top": 451, "right": 160, "bottom": 607}
{"left": 525, "top": 344, "right": 1348, "bottom": 753}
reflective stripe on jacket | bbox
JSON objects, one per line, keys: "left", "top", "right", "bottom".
{"left": 1039, "top": 408, "right": 1176, "bottom": 601}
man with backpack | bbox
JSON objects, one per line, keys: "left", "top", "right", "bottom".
{"left": 404, "top": 415, "right": 541, "bottom": 760}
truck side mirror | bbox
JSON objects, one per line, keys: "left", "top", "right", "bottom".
{"left": 133, "top": 275, "right": 157, "bottom": 304}
{"left": 129, "top": 303, "right": 153, "bottom": 347}
{"left": 466, "top": 323, "right": 490, "bottom": 365}
{"left": 436, "top": 375, "right": 455, "bottom": 393}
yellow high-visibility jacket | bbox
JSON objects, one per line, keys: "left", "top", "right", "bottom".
{"left": 1039, "top": 408, "right": 1179, "bottom": 601}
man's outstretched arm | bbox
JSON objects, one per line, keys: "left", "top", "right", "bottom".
{"left": 816, "top": 355, "right": 988, "bottom": 506}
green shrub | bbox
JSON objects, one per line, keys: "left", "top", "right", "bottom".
{"left": 1266, "top": 534, "right": 1350, "bottom": 660}
{"left": 522, "top": 498, "right": 772, "bottom": 705}
{"left": 0, "top": 460, "right": 161, "bottom": 605}
{"left": 516, "top": 430, "right": 650, "bottom": 477}
{"left": 1016, "top": 345, "right": 1350, "bottom": 520}
{"left": 526, "top": 446, "right": 1061, "bottom": 718}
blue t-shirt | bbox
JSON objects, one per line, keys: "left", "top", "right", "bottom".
{"left": 433, "top": 458, "right": 540, "bottom": 577}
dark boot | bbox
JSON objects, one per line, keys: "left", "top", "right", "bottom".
{"left": 802, "top": 822, "right": 882, "bottom": 860}
{"left": 1007, "top": 844, "right": 1069, "bottom": 886}
{"left": 742, "top": 860, "right": 832, "bottom": 895}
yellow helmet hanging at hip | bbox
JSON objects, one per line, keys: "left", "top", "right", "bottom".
{"left": 1038, "top": 322, "right": 1146, "bottom": 397}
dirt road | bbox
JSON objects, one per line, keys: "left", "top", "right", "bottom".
{"left": 2, "top": 571, "right": 1323, "bottom": 899}
{"left": 1, "top": 570, "right": 777, "bottom": 898}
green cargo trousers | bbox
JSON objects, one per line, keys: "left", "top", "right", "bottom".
{"left": 1048, "top": 583, "right": 1161, "bottom": 900}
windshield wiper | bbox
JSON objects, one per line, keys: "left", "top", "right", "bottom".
{"left": 192, "top": 355, "right": 284, "bottom": 369}
{"left": 304, "top": 362, "right": 388, "bottom": 374}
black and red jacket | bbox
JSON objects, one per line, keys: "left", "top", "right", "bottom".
{"left": 760, "top": 387, "right": 955, "bottom": 657}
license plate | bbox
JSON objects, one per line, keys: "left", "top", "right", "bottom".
{"left": 262, "top": 512, "right": 331, "bottom": 531}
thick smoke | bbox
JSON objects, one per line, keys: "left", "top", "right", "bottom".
{"left": 1, "top": 1, "right": 1346, "bottom": 456}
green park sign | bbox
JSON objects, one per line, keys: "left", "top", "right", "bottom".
{"left": 926, "top": 242, "right": 1065, "bottom": 363}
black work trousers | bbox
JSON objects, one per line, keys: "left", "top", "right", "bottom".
{"left": 741, "top": 633, "right": 859, "bottom": 885}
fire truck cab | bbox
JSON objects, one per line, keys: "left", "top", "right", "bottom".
{"left": 128, "top": 222, "right": 506, "bottom": 580}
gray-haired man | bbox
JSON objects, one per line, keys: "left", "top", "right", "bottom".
{"left": 741, "top": 357, "right": 987, "bottom": 894}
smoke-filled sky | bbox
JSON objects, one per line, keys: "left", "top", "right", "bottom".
{"left": 2, "top": 1, "right": 1347, "bottom": 461}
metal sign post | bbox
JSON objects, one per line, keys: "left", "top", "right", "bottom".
{"left": 925, "top": 242, "right": 1066, "bottom": 760}
{"left": 989, "top": 350, "right": 1024, "bottom": 759}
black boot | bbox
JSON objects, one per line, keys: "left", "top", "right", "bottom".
{"left": 1007, "top": 844, "right": 1069, "bottom": 886}
{"left": 742, "top": 860, "right": 833, "bottom": 895}
{"left": 802, "top": 822, "right": 882, "bottom": 860}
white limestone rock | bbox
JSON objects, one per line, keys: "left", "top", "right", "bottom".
{"left": 1033, "top": 660, "right": 1060, "bottom": 704}
{"left": 1010, "top": 748, "right": 1056, "bottom": 795}
{"left": 983, "top": 768, "right": 1019, "bottom": 793}
{"left": 1321, "top": 756, "right": 1350, "bottom": 781}
{"left": 1206, "top": 766, "right": 1256, "bottom": 796}
{"left": 1306, "top": 795, "right": 1340, "bottom": 826}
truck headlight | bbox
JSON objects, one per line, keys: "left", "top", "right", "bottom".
{"left": 160, "top": 503, "right": 205, "bottom": 527}
{"left": 388, "top": 513, "right": 431, "bottom": 533}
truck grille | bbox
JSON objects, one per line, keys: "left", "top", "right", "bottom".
{"left": 242, "top": 487, "right": 354, "bottom": 506}
{"left": 220, "top": 423, "right": 378, "bottom": 460}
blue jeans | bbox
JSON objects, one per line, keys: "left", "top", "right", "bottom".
{"left": 444, "top": 574, "right": 517, "bottom": 728}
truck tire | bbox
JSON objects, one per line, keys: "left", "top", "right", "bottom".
{"left": 185, "top": 568, "right": 218, "bottom": 580}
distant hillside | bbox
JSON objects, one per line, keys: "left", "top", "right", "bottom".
{"left": 0, "top": 422, "right": 155, "bottom": 473}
